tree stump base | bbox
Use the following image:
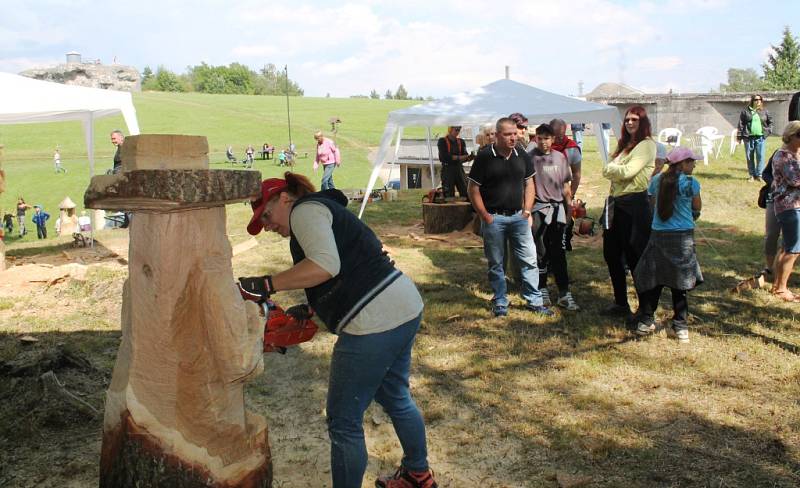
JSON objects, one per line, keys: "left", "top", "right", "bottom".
{"left": 101, "top": 411, "right": 271, "bottom": 488}
{"left": 422, "top": 202, "right": 474, "bottom": 234}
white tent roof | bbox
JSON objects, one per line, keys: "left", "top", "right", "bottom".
{"left": 0, "top": 71, "right": 140, "bottom": 176}
{"left": 387, "top": 79, "right": 620, "bottom": 127}
{"left": 359, "top": 79, "right": 621, "bottom": 217}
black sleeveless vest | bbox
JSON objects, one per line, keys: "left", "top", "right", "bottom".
{"left": 289, "top": 190, "right": 400, "bottom": 333}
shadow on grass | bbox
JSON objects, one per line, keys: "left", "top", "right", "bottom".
{"left": 0, "top": 329, "right": 118, "bottom": 487}
{"left": 407, "top": 217, "right": 799, "bottom": 486}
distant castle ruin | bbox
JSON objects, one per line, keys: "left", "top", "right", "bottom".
{"left": 20, "top": 52, "right": 140, "bottom": 92}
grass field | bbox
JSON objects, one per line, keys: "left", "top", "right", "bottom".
{"left": 1, "top": 92, "right": 798, "bottom": 487}
{"left": 0, "top": 91, "right": 418, "bottom": 243}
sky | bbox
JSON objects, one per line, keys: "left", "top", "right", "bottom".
{"left": 1, "top": 0, "right": 798, "bottom": 98}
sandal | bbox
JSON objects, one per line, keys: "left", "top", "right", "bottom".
{"left": 771, "top": 289, "right": 800, "bottom": 302}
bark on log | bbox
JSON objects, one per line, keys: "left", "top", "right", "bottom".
{"left": 100, "top": 208, "right": 271, "bottom": 487}
{"left": 84, "top": 170, "right": 261, "bottom": 211}
{"left": 422, "top": 202, "right": 474, "bottom": 234}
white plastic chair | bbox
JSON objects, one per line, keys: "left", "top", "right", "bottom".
{"left": 729, "top": 128, "right": 740, "bottom": 156}
{"left": 658, "top": 128, "right": 682, "bottom": 147}
{"left": 696, "top": 126, "right": 725, "bottom": 159}
{"left": 689, "top": 134, "right": 711, "bottom": 165}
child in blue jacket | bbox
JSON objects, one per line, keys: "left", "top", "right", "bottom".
{"left": 32, "top": 205, "right": 50, "bottom": 239}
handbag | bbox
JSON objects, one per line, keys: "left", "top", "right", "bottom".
{"left": 757, "top": 184, "right": 769, "bottom": 209}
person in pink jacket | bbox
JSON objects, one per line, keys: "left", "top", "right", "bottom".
{"left": 314, "top": 131, "right": 342, "bottom": 190}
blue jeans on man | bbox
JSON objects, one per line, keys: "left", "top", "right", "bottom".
{"left": 327, "top": 315, "right": 428, "bottom": 488}
{"left": 480, "top": 212, "right": 543, "bottom": 312}
{"left": 321, "top": 163, "right": 336, "bottom": 190}
{"left": 745, "top": 136, "right": 766, "bottom": 178}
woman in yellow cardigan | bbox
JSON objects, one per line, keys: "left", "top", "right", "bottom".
{"left": 601, "top": 105, "right": 657, "bottom": 319}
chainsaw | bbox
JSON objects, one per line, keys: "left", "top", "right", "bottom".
{"left": 238, "top": 284, "right": 318, "bottom": 354}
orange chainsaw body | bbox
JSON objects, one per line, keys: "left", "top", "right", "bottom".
{"left": 262, "top": 301, "right": 318, "bottom": 353}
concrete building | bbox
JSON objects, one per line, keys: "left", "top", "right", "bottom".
{"left": 586, "top": 82, "right": 795, "bottom": 138}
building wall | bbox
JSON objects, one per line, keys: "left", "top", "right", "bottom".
{"left": 589, "top": 92, "right": 795, "bottom": 139}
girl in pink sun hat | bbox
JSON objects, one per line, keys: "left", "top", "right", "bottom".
{"left": 632, "top": 147, "right": 704, "bottom": 343}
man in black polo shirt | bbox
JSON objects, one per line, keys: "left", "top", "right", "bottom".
{"left": 468, "top": 117, "right": 554, "bottom": 317}
{"left": 437, "top": 126, "right": 473, "bottom": 198}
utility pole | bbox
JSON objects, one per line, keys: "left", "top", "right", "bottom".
{"left": 285, "top": 65, "right": 292, "bottom": 150}
{"left": 578, "top": 80, "right": 584, "bottom": 97}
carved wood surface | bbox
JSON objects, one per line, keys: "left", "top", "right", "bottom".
{"left": 84, "top": 170, "right": 261, "bottom": 211}
{"left": 120, "top": 134, "right": 210, "bottom": 171}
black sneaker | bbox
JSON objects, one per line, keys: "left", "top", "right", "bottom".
{"left": 525, "top": 304, "right": 556, "bottom": 317}
{"left": 492, "top": 305, "right": 508, "bottom": 317}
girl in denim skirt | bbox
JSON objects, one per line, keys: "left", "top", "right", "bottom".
{"left": 632, "top": 147, "right": 704, "bottom": 343}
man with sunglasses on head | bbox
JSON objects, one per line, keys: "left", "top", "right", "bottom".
{"left": 738, "top": 94, "right": 773, "bottom": 182}
{"left": 437, "top": 126, "right": 473, "bottom": 199}
{"left": 509, "top": 112, "right": 530, "bottom": 151}
{"left": 468, "top": 117, "right": 554, "bottom": 318}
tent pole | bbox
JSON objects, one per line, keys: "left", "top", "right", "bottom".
{"left": 387, "top": 126, "right": 404, "bottom": 187}
{"left": 85, "top": 112, "right": 96, "bottom": 248}
{"left": 426, "top": 127, "right": 435, "bottom": 188}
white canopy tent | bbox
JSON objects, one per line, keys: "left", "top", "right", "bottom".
{"left": 359, "top": 79, "right": 622, "bottom": 217}
{"left": 0, "top": 71, "right": 141, "bottom": 177}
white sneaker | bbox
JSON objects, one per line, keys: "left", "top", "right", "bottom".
{"left": 667, "top": 323, "right": 690, "bottom": 343}
{"left": 539, "top": 288, "right": 551, "bottom": 306}
{"left": 557, "top": 292, "right": 580, "bottom": 311}
{"left": 636, "top": 321, "right": 656, "bottom": 335}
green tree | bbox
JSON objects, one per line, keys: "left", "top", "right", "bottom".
{"left": 369, "top": 89, "right": 380, "bottom": 99}
{"left": 762, "top": 26, "right": 800, "bottom": 90}
{"left": 719, "top": 68, "right": 764, "bottom": 92}
{"left": 148, "top": 66, "right": 183, "bottom": 92}
{"left": 384, "top": 89, "right": 393, "bottom": 99}
{"left": 395, "top": 84, "right": 409, "bottom": 100}
{"left": 258, "top": 64, "right": 304, "bottom": 96}
{"left": 141, "top": 66, "right": 153, "bottom": 84}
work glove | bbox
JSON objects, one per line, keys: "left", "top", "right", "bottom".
{"left": 285, "top": 304, "right": 313, "bottom": 322}
{"left": 237, "top": 275, "right": 274, "bottom": 302}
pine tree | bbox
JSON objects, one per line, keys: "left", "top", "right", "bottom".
{"left": 384, "top": 89, "right": 393, "bottom": 100}
{"left": 762, "top": 26, "right": 800, "bottom": 90}
{"left": 369, "top": 89, "right": 380, "bottom": 99}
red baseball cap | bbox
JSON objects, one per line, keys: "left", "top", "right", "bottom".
{"left": 247, "top": 178, "right": 288, "bottom": 235}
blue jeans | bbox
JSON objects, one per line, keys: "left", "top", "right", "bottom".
{"left": 321, "top": 164, "right": 336, "bottom": 190}
{"left": 572, "top": 129, "right": 584, "bottom": 149}
{"left": 327, "top": 315, "right": 428, "bottom": 488}
{"left": 480, "top": 212, "right": 542, "bottom": 307}
{"left": 745, "top": 136, "right": 766, "bottom": 178}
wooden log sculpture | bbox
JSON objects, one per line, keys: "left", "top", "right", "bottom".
{"left": 86, "top": 135, "right": 271, "bottom": 487}
{"left": 422, "top": 201, "right": 474, "bottom": 234}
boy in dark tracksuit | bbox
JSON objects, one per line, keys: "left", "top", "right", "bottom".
{"left": 32, "top": 205, "right": 50, "bottom": 239}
